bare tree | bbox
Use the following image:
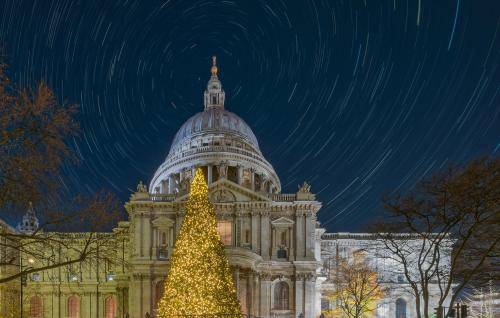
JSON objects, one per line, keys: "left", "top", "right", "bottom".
{"left": 0, "top": 61, "right": 124, "bottom": 285}
{"left": 323, "top": 251, "right": 385, "bottom": 318}
{"left": 0, "top": 62, "right": 78, "bottom": 208}
{"left": 372, "top": 157, "right": 499, "bottom": 318}
{"left": 463, "top": 280, "right": 499, "bottom": 318}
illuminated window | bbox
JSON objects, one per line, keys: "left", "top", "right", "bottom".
{"left": 105, "top": 297, "right": 116, "bottom": 318}
{"left": 68, "top": 273, "right": 78, "bottom": 282}
{"left": 67, "top": 295, "right": 80, "bottom": 318}
{"left": 217, "top": 221, "right": 232, "bottom": 245}
{"left": 273, "top": 281, "right": 289, "bottom": 310}
{"left": 106, "top": 272, "right": 115, "bottom": 281}
{"left": 29, "top": 295, "right": 43, "bottom": 318}
{"left": 161, "top": 232, "right": 167, "bottom": 245}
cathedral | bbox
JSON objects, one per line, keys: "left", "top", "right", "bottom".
{"left": 0, "top": 58, "right": 449, "bottom": 318}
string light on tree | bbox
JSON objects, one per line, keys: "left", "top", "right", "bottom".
{"left": 157, "top": 168, "right": 241, "bottom": 317}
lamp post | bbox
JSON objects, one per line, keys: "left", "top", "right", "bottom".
{"left": 433, "top": 302, "right": 468, "bottom": 318}
{"left": 19, "top": 255, "right": 34, "bottom": 318}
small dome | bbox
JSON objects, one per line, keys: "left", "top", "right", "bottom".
{"left": 169, "top": 108, "right": 259, "bottom": 155}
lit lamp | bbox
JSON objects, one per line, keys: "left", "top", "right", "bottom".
{"left": 106, "top": 272, "right": 115, "bottom": 281}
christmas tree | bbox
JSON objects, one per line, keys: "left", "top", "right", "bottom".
{"left": 157, "top": 168, "right": 241, "bottom": 317}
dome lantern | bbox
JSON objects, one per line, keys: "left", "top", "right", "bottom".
{"left": 204, "top": 56, "right": 225, "bottom": 110}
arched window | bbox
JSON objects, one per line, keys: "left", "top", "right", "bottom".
{"left": 395, "top": 298, "right": 407, "bottom": 318}
{"left": 105, "top": 296, "right": 116, "bottom": 318}
{"left": 273, "top": 281, "right": 289, "bottom": 310}
{"left": 29, "top": 295, "right": 43, "bottom": 318}
{"left": 67, "top": 295, "right": 80, "bottom": 318}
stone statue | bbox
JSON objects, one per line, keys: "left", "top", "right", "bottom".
{"left": 210, "top": 189, "right": 236, "bottom": 202}
{"left": 298, "top": 181, "right": 311, "bottom": 194}
{"left": 217, "top": 162, "right": 228, "bottom": 179}
{"left": 137, "top": 181, "right": 147, "bottom": 193}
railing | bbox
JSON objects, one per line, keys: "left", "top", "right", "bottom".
{"left": 147, "top": 193, "right": 299, "bottom": 203}
{"left": 149, "top": 194, "right": 177, "bottom": 202}
{"left": 268, "top": 193, "right": 296, "bottom": 202}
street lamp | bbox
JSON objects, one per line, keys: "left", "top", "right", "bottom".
{"left": 19, "top": 256, "right": 35, "bottom": 318}
{"left": 19, "top": 256, "right": 34, "bottom": 318}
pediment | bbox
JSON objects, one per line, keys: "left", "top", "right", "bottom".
{"left": 152, "top": 216, "right": 174, "bottom": 227}
{"left": 174, "top": 178, "right": 271, "bottom": 203}
{"left": 271, "top": 217, "right": 295, "bottom": 226}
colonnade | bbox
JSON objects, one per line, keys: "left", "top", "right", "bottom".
{"left": 158, "top": 164, "right": 278, "bottom": 195}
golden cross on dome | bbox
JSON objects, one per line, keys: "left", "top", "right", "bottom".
{"left": 211, "top": 56, "right": 218, "bottom": 76}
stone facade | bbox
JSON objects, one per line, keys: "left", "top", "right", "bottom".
{"left": 1, "top": 60, "right": 451, "bottom": 318}
{"left": 319, "top": 233, "right": 452, "bottom": 318}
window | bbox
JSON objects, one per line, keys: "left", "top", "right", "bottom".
{"left": 67, "top": 295, "right": 80, "bottom": 318}
{"left": 277, "top": 248, "right": 287, "bottom": 259}
{"left": 212, "top": 96, "right": 217, "bottom": 104}
{"left": 68, "top": 273, "right": 78, "bottom": 282}
{"left": 397, "top": 275, "right": 405, "bottom": 283}
{"left": 321, "top": 298, "right": 330, "bottom": 311}
{"left": 106, "top": 272, "right": 115, "bottom": 281}
{"left": 280, "top": 231, "right": 287, "bottom": 246}
{"left": 273, "top": 281, "right": 289, "bottom": 310}
{"left": 161, "top": 232, "right": 167, "bottom": 245}
{"left": 217, "top": 221, "right": 232, "bottom": 245}
{"left": 105, "top": 297, "right": 116, "bottom": 318}
{"left": 29, "top": 295, "right": 43, "bottom": 318}
{"left": 395, "top": 298, "right": 407, "bottom": 318}
{"left": 158, "top": 247, "right": 168, "bottom": 259}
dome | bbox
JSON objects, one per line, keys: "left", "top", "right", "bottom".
{"left": 150, "top": 57, "right": 280, "bottom": 195}
{"left": 169, "top": 107, "right": 259, "bottom": 155}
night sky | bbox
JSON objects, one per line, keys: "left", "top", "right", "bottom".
{"left": 1, "top": 0, "right": 498, "bottom": 231}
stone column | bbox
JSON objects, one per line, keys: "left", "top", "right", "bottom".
{"left": 260, "top": 211, "right": 270, "bottom": 260}
{"left": 207, "top": 165, "right": 213, "bottom": 184}
{"left": 142, "top": 214, "right": 151, "bottom": 259}
{"left": 295, "top": 210, "right": 305, "bottom": 260}
{"left": 237, "top": 165, "right": 243, "bottom": 185}
{"left": 295, "top": 274, "right": 305, "bottom": 317}
{"left": 251, "top": 211, "right": 260, "bottom": 253}
{"left": 239, "top": 271, "right": 248, "bottom": 315}
{"left": 304, "top": 274, "right": 316, "bottom": 318}
{"left": 80, "top": 292, "right": 89, "bottom": 317}
{"left": 305, "top": 212, "right": 315, "bottom": 258}
{"left": 235, "top": 212, "right": 242, "bottom": 247}
{"left": 134, "top": 214, "right": 142, "bottom": 257}
{"left": 129, "top": 274, "right": 143, "bottom": 318}
{"left": 250, "top": 168, "right": 256, "bottom": 191}
{"left": 161, "top": 180, "right": 168, "bottom": 194}
{"left": 260, "top": 274, "right": 271, "bottom": 317}
{"left": 142, "top": 274, "right": 152, "bottom": 316}
{"left": 168, "top": 175, "right": 174, "bottom": 194}
{"left": 252, "top": 272, "right": 260, "bottom": 317}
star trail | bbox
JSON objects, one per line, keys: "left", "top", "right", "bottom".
{"left": 1, "top": 0, "right": 498, "bottom": 231}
